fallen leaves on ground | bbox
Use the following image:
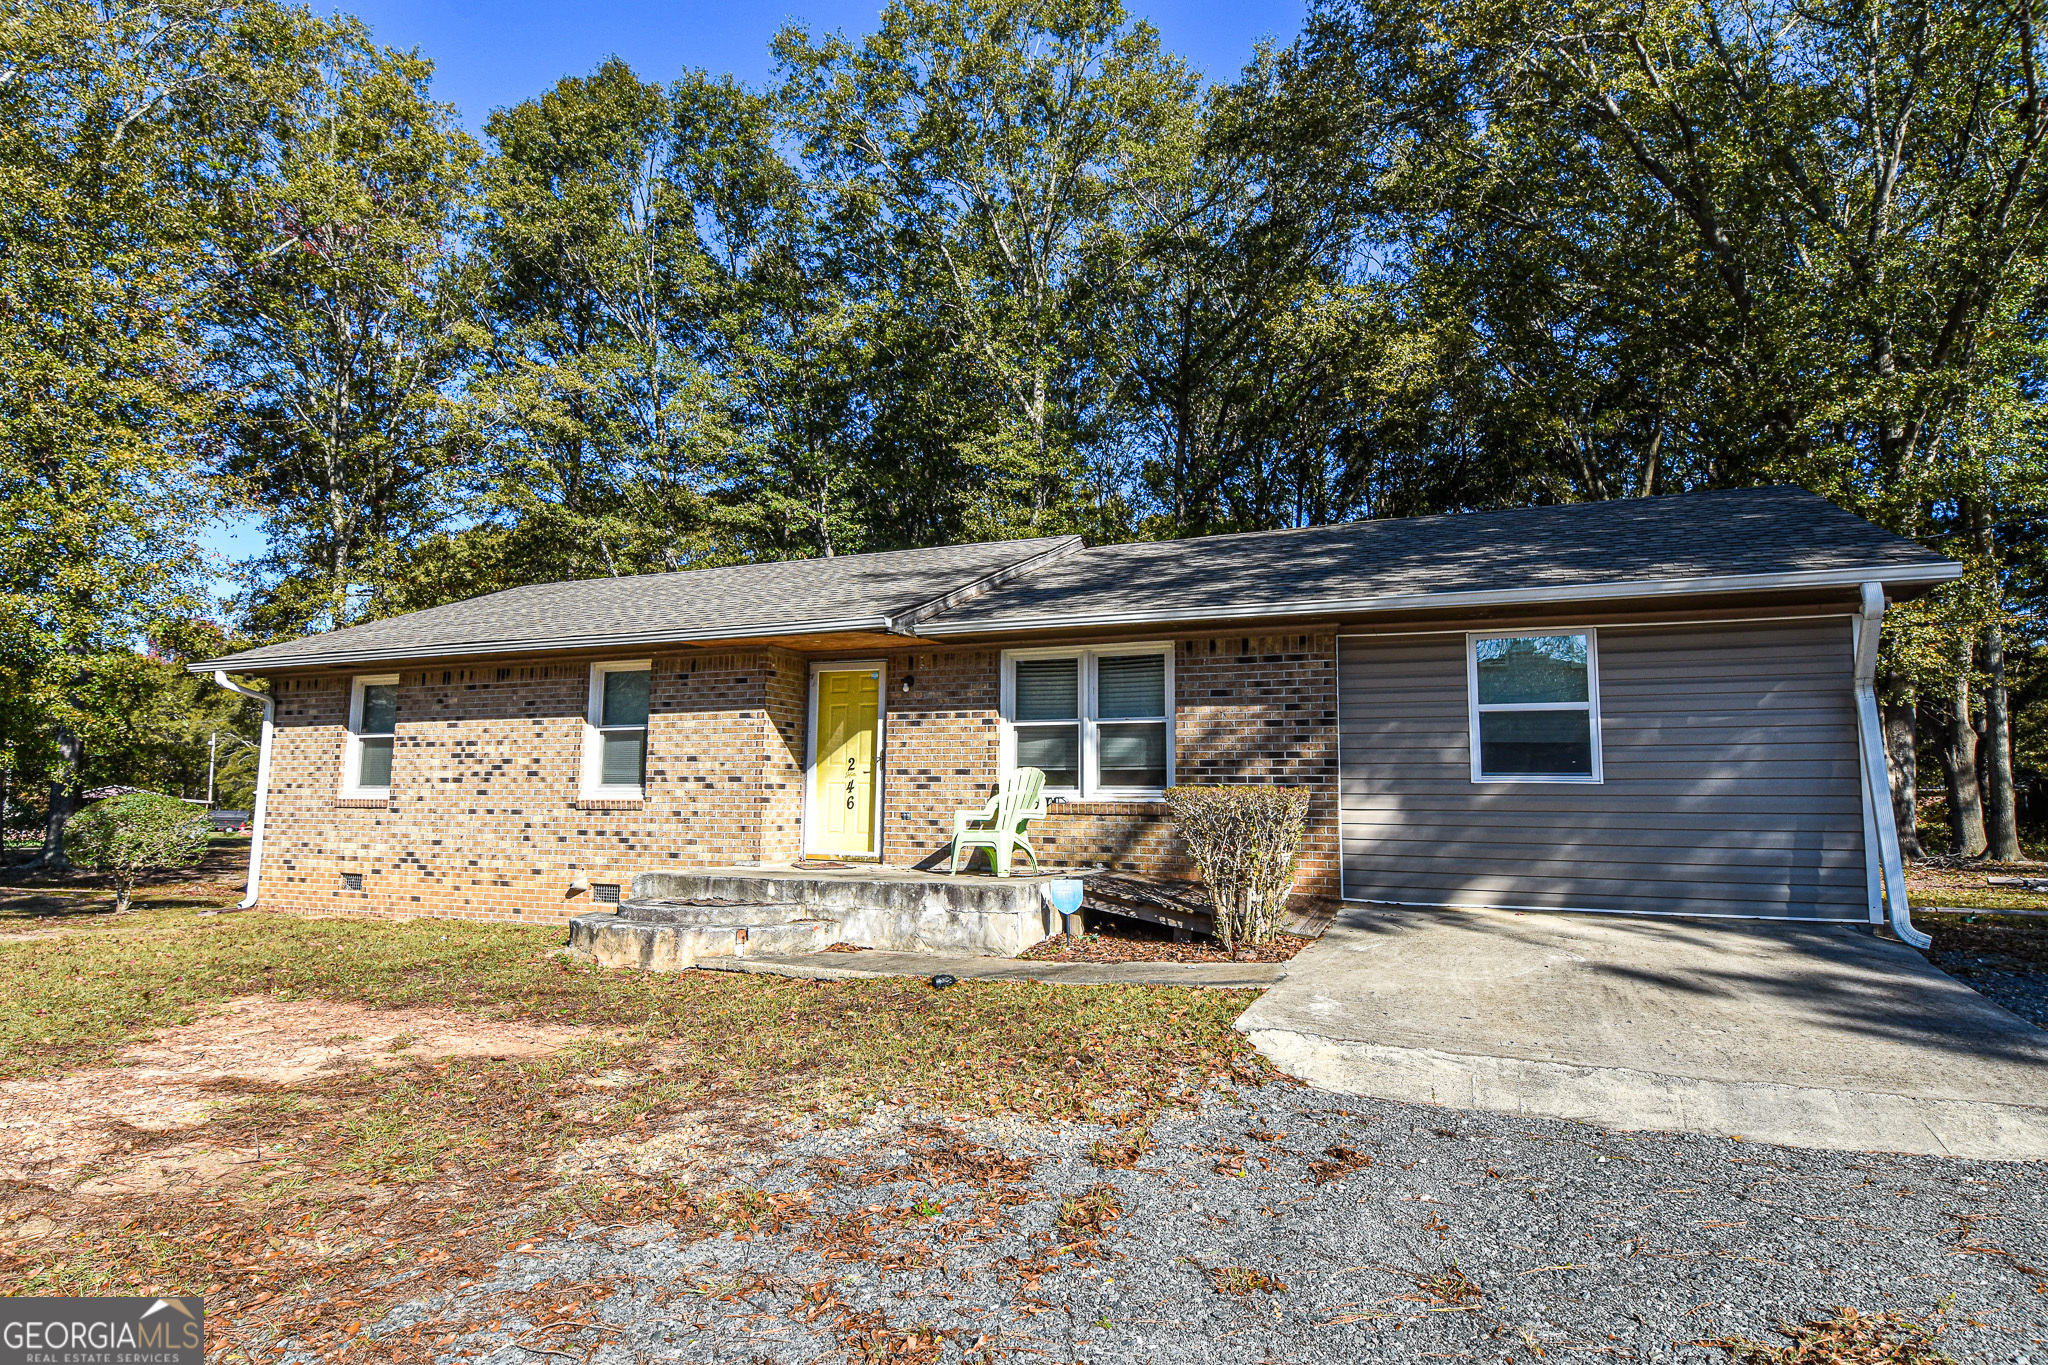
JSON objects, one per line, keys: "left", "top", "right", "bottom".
{"left": 1710, "top": 1306, "right": 1955, "bottom": 1363}
{"left": 1305, "top": 1144, "right": 1375, "bottom": 1185}
{"left": 1205, "top": 1263, "right": 1287, "bottom": 1297}
{"left": 1402, "top": 1263, "right": 1483, "bottom": 1307}
{"left": 1020, "top": 928, "right": 1313, "bottom": 965}
{"left": 1085, "top": 1124, "right": 1154, "bottom": 1169}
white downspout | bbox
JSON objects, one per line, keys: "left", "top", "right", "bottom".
{"left": 211, "top": 671, "right": 274, "bottom": 910}
{"left": 1852, "top": 584, "right": 1929, "bottom": 949}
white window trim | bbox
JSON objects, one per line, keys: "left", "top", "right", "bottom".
{"left": 803, "top": 660, "right": 888, "bottom": 860}
{"left": 582, "top": 660, "right": 652, "bottom": 799}
{"left": 340, "top": 673, "right": 400, "bottom": 798}
{"left": 1000, "top": 643, "right": 1175, "bottom": 799}
{"left": 1466, "top": 629, "right": 1604, "bottom": 784}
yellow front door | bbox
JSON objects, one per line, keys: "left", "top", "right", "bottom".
{"left": 812, "top": 669, "right": 880, "bottom": 856}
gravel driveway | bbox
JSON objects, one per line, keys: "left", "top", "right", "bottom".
{"left": 367, "top": 1085, "right": 2047, "bottom": 1364}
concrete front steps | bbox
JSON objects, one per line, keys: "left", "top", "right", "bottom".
{"left": 568, "top": 896, "right": 839, "bottom": 971}
{"left": 565, "top": 865, "right": 1078, "bottom": 970}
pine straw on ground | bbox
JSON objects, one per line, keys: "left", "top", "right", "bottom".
{"left": 1918, "top": 910, "right": 2048, "bottom": 967}
{"left": 0, "top": 906, "right": 1267, "bottom": 1361}
{"left": 1019, "top": 927, "right": 1314, "bottom": 965}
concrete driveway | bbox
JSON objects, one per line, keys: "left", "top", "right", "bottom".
{"left": 1236, "top": 906, "right": 2048, "bottom": 1160}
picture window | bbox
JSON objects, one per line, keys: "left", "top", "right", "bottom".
{"left": 1003, "top": 647, "right": 1172, "bottom": 796}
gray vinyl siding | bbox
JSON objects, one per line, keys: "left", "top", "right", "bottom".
{"left": 1337, "top": 619, "right": 1869, "bottom": 920}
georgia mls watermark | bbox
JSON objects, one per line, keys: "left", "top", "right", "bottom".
{"left": 0, "top": 1297, "right": 202, "bottom": 1365}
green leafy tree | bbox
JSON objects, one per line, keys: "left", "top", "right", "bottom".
{"left": 64, "top": 791, "right": 213, "bottom": 913}
{"left": 449, "top": 61, "right": 765, "bottom": 595}
{"left": 1, "top": 0, "right": 334, "bottom": 865}
{"left": 1093, "top": 47, "right": 1418, "bottom": 537}
{"left": 777, "top": 0, "right": 1196, "bottom": 539}
{"left": 216, "top": 36, "right": 481, "bottom": 638}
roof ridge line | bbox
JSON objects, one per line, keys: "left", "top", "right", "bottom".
{"left": 410, "top": 533, "right": 1083, "bottom": 611}
{"left": 889, "top": 535, "right": 1087, "bottom": 636}
{"left": 1071, "top": 485, "right": 1819, "bottom": 554}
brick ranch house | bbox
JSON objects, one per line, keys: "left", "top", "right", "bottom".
{"left": 194, "top": 487, "right": 1956, "bottom": 942}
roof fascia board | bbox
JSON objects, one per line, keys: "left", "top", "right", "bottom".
{"left": 912, "top": 561, "right": 1963, "bottom": 638}
{"left": 884, "top": 535, "right": 1086, "bottom": 634}
{"left": 186, "top": 615, "right": 894, "bottom": 675}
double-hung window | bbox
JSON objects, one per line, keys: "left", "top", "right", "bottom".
{"left": 584, "top": 661, "right": 651, "bottom": 797}
{"left": 1467, "top": 631, "right": 1602, "bottom": 782}
{"left": 343, "top": 674, "right": 399, "bottom": 796}
{"left": 1004, "top": 646, "right": 1172, "bottom": 797}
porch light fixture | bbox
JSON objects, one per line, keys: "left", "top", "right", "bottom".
{"left": 900, "top": 676, "right": 914, "bottom": 692}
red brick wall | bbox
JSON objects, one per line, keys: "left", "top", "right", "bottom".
{"left": 864, "top": 630, "right": 1339, "bottom": 896}
{"left": 251, "top": 630, "right": 1340, "bottom": 925}
{"left": 869, "top": 646, "right": 1003, "bottom": 868}
{"left": 760, "top": 648, "right": 808, "bottom": 863}
{"left": 1171, "top": 630, "right": 1341, "bottom": 896}
{"left": 260, "top": 652, "right": 796, "bottom": 924}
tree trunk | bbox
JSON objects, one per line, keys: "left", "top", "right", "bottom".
{"left": 29, "top": 725, "right": 85, "bottom": 872}
{"left": 1938, "top": 664, "right": 1988, "bottom": 858}
{"left": 1881, "top": 671, "right": 1921, "bottom": 859}
{"left": 1983, "top": 621, "right": 2020, "bottom": 861}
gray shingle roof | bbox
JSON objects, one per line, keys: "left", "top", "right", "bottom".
{"left": 197, "top": 488, "right": 1957, "bottom": 672}
{"left": 916, "top": 487, "right": 1957, "bottom": 636}
{"left": 196, "top": 536, "right": 1081, "bottom": 671}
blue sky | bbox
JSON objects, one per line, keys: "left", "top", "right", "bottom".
{"left": 202, "top": 0, "right": 1307, "bottom": 590}
{"left": 343, "top": 0, "right": 1305, "bottom": 129}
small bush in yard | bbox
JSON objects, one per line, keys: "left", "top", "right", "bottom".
{"left": 1164, "top": 784, "right": 1309, "bottom": 948}
{"left": 63, "top": 793, "right": 212, "bottom": 913}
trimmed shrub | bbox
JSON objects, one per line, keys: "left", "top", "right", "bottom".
{"left": 64, "top": 793, "right": 212, "bottom": 913}
{"left": 1163, "top": 785, "right": 1310, "bottom": 948}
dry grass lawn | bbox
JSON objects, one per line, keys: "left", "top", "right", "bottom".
{"left": 0, "top": 893, "right": 1265, "bottom": 1362}
{"left": 1905, "top": 857, "right": 2048, "bottom": 912}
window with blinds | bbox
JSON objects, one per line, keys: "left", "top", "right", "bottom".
{"left": 1012, "top": 657, "right": 1079, "bottom": 787}
{"left": 1002, "top": 647, "right": 1172, "bottom": 796}
{"left": 585, "top": 661, "right": 652, "bottom": 795}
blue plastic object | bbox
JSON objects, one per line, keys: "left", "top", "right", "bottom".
{"left": 1044, "top": 879, "right": 1085, "bottom": 915}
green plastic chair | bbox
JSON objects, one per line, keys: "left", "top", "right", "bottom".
{"left": 949, "top": 768, "right": 1048, "bottom": 877}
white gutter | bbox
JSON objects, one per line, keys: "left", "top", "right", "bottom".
{"left": 1852, "top": 584, "right": 1928, "bottom": 948}
{"left": 210, "top": 672, "right": 274, "bottom": 910}
{"left": 912, "top": 561, "right": 1963, "bottom": 637}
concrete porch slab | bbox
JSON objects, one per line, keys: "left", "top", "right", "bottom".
{"left": 1236, "top": 907, "right": 2048, "bottom": 1160}
{"left": 631, "top": 866, "right": 1084, "bottom": 957}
